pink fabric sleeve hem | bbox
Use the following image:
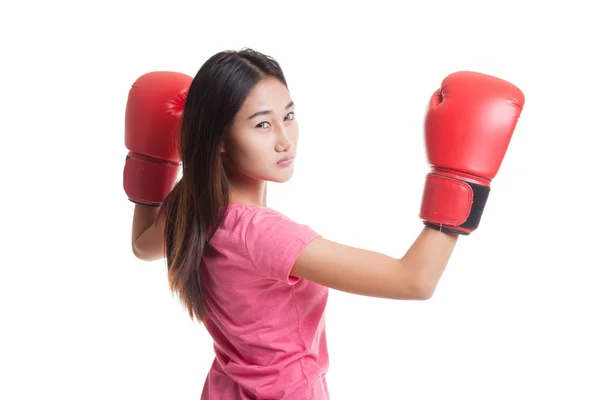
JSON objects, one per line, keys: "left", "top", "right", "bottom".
{"left": 283, "top": 231, "right": 322, "bottom": 285}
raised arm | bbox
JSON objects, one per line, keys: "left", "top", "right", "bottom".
{"left": 292, "top": 71, "right": 524, "bottom": 300}
{"left": 292, "top": 228, "right": 457, "bottom": 300}
{"left": 122, "top": 71, "right": 192, "bottom": 261}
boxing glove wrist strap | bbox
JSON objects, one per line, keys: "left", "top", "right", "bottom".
{"left": 123, "top": 152, "right": 180, "bottom": 207}
{"left": 419, "top": 170, "right": 491, "bottom": 235}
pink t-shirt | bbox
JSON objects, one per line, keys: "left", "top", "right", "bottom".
{"left": 199, "top": 204, "right": 329, "bottom": 399}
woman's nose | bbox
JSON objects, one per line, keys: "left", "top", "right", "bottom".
{"left": 275, "top": 128, "right": 294, "bottom": 152}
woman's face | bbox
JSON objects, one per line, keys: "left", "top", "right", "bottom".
{"left": 222, "top": 76, "right": 298, "bottom": 184}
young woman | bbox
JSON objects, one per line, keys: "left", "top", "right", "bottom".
{"left": 123, "top": 48, "right": 523, "bottom": 399}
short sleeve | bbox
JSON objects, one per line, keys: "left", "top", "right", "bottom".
{"left": 244, "top": 209, "right": 321, "bottom": 285}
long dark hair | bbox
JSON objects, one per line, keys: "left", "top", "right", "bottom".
{"left": 159, "top": 48, "right": 288, "bottom": 322}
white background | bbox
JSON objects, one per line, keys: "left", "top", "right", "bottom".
{"left": 2, "top": 0, "right": 599, "bottom": 399}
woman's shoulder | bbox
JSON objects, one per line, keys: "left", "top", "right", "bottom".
{"left": 225, "top": 203, "right": 291, "bottom": 222}
{"left": 225, "top": 203, "right": 318, "bottom": 241}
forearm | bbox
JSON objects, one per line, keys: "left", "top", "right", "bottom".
{"left": 400, "top": 226, "right": 459, "bottom": 297}
{"left": 132, "top": 205, "right": 160, "bottom": 239}
{"left": 131, "top": 205, "right": 164, "bottom": 260}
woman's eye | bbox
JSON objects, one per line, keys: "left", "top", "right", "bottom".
{"left": 285, "top": 112, "right": 295, "bottom": 121}
{"left": 256, "top": 122, "right": 270, "bottom": 129}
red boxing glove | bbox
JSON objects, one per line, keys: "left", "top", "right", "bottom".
{"left": 123, "top": 71, "right": 192, "bottom": 206}
{"left": 419, "top": 71, "right": 525, "bottom": 234}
